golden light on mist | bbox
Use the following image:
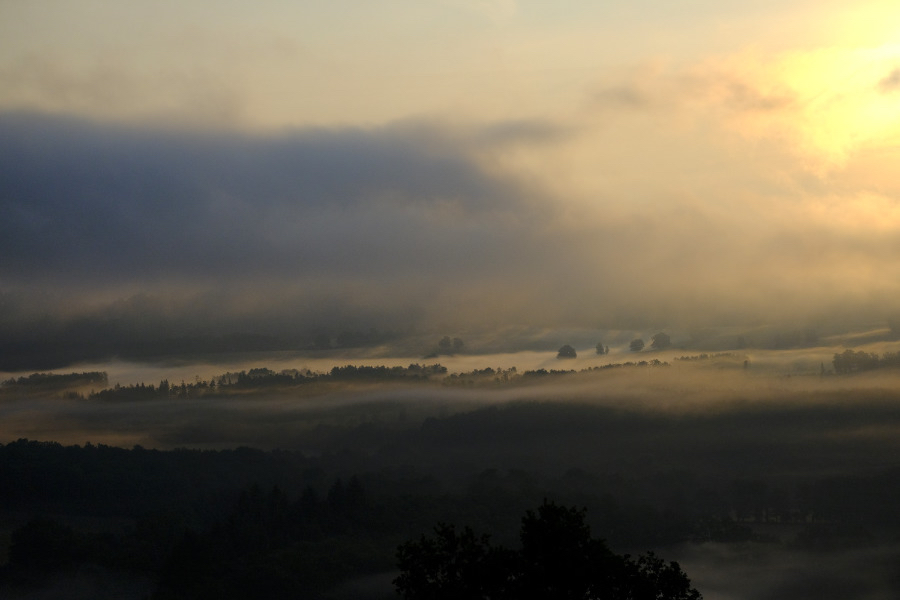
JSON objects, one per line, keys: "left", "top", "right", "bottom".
{"left": 803, "top": 192, "right": 900, "bottom": 232}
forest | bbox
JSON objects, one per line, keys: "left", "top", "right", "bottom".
{"left": 1, "top": 358, "right": 900, "bottom": 599}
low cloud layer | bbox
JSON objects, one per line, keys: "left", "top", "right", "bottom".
{"left": 2, "top": 107, "right": 900, "bottom": 366}
{"left": 0, "top": 113, "right": 542, "bottom": 280}
{"left": 3, "top": 3, "right": 900, "bottom": 368}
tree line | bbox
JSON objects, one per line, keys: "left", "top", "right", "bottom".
{"left": 832, "top": 349, "right": 900, "bottom": 374}
{"left": 1, "top": 371, "right": 108, "bottom": 388}
{"left": 3, "top": 361, "right": 674, "bottom": 402}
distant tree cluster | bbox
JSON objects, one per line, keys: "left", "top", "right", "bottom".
{"left": 436, "top": 336, "right": 465, "bottom": 355}
{"left": 90, "top": 380, "right": 183, "bottom": 402}
{"left": 330, "top": 363, "right": 447, "bottom": 381}
{"left": 831, "top": 349, "right": 900, "bottom": 374}
{"left": 626, "top": 332, "right": 673, "bottom": 353}
{"left": 521, "top": 360, "right": 669, "bottom": 379}
{"left": 557, "top": 344, "right": 577, "bottom": 359}
{"left": 443, "top": 367, "right": 518, "bottom": 386}
{"left": 651, "top": 332, "right": 671, "bottom": 350}
{"left": 586, "top": 359, "right": 668, "bottom": 370}
{"left": 596, "top": 342, "right": 609, "bottom": 355}
{"left": 217, "top": 367, "right": 307, "bottom": 388}
{"left": 441, "top": 363, "right": 667, "bottom": 386}
{"left": 1, "top": 371, "right": 108, "bottom": 388}
{"left": 675, "top": 353, "right": 741, "bottom": 361}
{"left": 522, "top": 368, "right": 578, "bottom": 378}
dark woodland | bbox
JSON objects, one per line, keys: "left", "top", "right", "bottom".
{"left": 2, "top": 359, "right": 900, "bottom": 598}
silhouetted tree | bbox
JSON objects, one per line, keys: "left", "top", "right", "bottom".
{"left": 651, "top": 332, "right": 671, "bottom": 350}
{"left": 557, "top": 345, "right": 577, "bottom": 359}
{"left": 395, "top": 501, "right": 701, "bottom": 600}
{"left": 395, "top": 523, "right": 516, "bottom": 599}
{"left": 630, "top": 339, "right": 645, "bottom": 352}
{"left": 517, "top": 502, "right": 618, "bottom": 598}
{"left": 596, "top": 342, "right": 608, "bottom": 355}
{"left": 438, "top": 336, "right": 465, "bottom": 355}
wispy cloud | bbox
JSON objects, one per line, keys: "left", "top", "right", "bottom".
{"left": 444, "top": 0, "right": 518, "bottom": 21}
{"left": 878, "top": 67, "right": 900, "bottom": 92}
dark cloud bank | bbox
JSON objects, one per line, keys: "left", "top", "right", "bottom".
{"left": 1, "top": 110, "right": 897, "bottom": 369}
{"left": 0, "top": 111, "right": 537, "bottom": 280}
{"left": 0, "top": 111, "right": 556, "bottom": 367}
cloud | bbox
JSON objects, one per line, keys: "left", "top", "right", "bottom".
{"left": 588, "top": 62, "right": 794, "bottom": 115}
{"left": 585, "top": 46, "right": 900, "bottom": 172}
{"left": 3, "top": 104, "right": 900, "bottom": 367}
{"left": 443, "top": 0, "right": 518, "bottom": 22}
{"left": 0, "top": 112, "right": 549, "bottom": 283}
{"left": 592, "top": 85, "right": 652, "bottom": 110}
{"left": 0, "top": 111, "right": 580, "bottom": 346}
{"left": 0, "top": 51, "right": 247, "bottom": 128}
{"left": 719, "top": 79, "right": 793, "bottom": 112}
{"left": 474, "top": 118, "right": 571, "bottom": 146}
{"left": 878, "top": 67, "right": 900, "bottom": 92}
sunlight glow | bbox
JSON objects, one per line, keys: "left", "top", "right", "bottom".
{"left": 719, "top": 42, "right": 900, "bottom": 170}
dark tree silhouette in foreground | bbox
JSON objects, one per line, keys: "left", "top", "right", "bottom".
{"left": 395, "top": 501, "right": 702, "bottom": 600}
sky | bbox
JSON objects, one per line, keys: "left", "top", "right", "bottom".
{"left": 3, "top": 0, "right": 900, "bottom": 360}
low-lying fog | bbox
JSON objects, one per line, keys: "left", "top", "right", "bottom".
{"left": 4, "top": 345, "right": 900, "bottom": 600}
{"left": 3, "top": 349, "right": 900, "bottom": 466}
{"left": 2, "top": 336, "right": 886, "bottom": 389}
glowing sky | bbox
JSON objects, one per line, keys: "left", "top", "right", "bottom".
{"left": 2, "top": 1, "right": 900, "bottom": 355}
